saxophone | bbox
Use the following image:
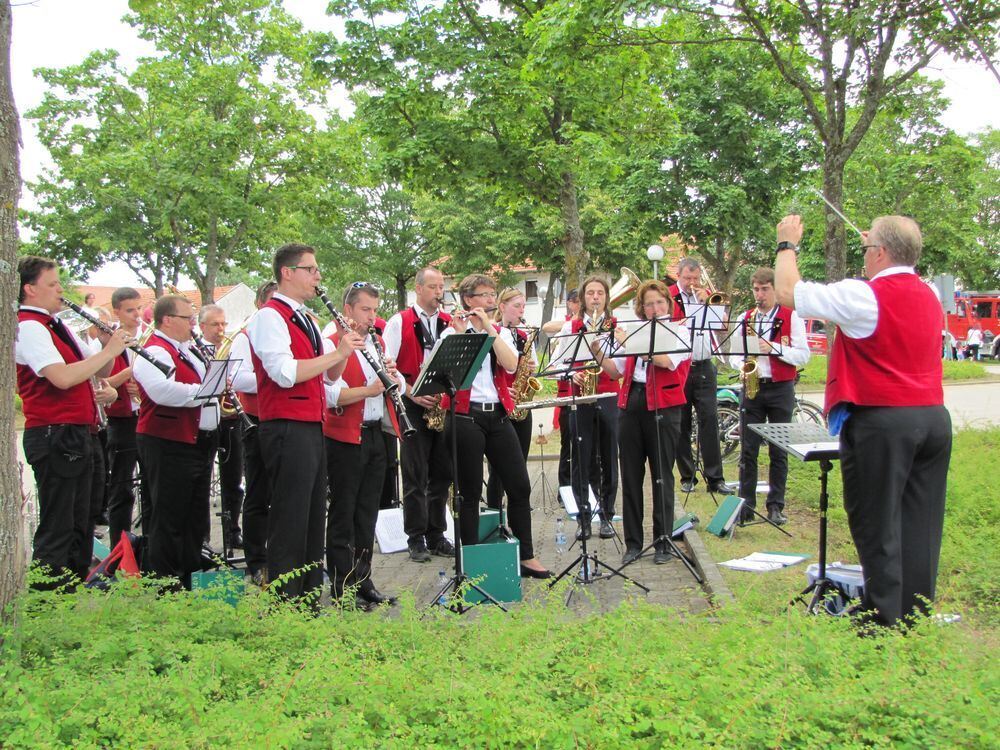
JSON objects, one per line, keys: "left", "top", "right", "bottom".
{"left": 423, "top": 397, "right": 446, "bottom": 432}
{"left": 580, "top": 306, "right": 609, "bottom": 397}
{"left": 509, "top": 323, "right": 541, "bottom": 421}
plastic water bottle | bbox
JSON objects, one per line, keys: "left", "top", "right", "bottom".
{"left": 555, "top": 517, "right": 567, "bottom": 558}
{"left": 437, "top": 571, "right": 448, "bottom": 605}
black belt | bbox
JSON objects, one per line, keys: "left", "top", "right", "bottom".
{"left": 691, "top": 359, "right": 713, "bottom": 367}
{"left": 630, "top": 380, "right": 646, "bottom": 391}
{"left": 469, "top": 401, "right": 500, "bottom": 412}
{"left": 362, "top": 419, "right": 381, "bottom": 429}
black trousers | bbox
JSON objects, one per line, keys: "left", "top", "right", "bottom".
{"left": 325, "top": 423, "right": 387, "bottom": 599}
{"left": 559, "top": 402, "right": 596, "bottom": 520}
{"left": 91, "top": 428, "right": 109, "bottom": 527}
{"left": 447, "top": 406, "right": 535, "bottom": 560}
{"left": 485, "top": 411, "right": 532, "bottom": 508}
{"left": 400, "top": 399, "right": 451, "bottom": 548}
{"left": 137, "top": 431, "right": 216, "bottom": 590}
{"left": 619, "top": 386, "right": 681, "bottom": 552}
{"left": 379, "top": 430, "right": 400, "bottom": 509}
{"left": 259, "top": 419, "right": 327, "bottom": 600}
{"left": 677, "top": 359, "right": 725, "bottom": 485}
{"left": 216, "top": 418, "right": 245, "bottom": 535}
{"left": 24, "top": 424, "right": 95, "bottom": 584}
{"left": 106, "top": 415, "right": 149, "bottom": 546}
{"left": 589, "top": 400, "right": 620, "bottom": 519}
{"left": 738, "top": 380, "right": 795, "bottom": 510}
{"left": 840, "top": 405, "right": 952, "bottom": 627}
{"left": 241, "top": 414, "right": 270, "bottom": 574}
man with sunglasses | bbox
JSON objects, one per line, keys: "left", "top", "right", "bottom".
{"left": 382, "top": 267, "right": 455, "bottom": 563}
{"left": 245, "top": 244, "right": 364, "bottom": 601}
{"left": 133, "top": 294, "right": 220, "bottom": 589}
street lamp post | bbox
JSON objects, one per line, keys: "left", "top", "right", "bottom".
{"left": 647, "top": 244, "right": 664, "bottom": 281}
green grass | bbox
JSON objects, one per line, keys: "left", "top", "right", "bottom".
{"left": 1, "top": 430, "right": 997, "bottom": 747}
{"left": 795, "top": 355, "right": 989, "bottom": 386}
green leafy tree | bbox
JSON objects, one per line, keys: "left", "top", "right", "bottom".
{"left": 25, "top": 0, "right": 330, "bottom": 304}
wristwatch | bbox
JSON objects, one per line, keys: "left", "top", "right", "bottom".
{"left": 776, "top": 241, "right": 798, "bottom": 254}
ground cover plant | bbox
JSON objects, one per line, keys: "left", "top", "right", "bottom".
{"left": 1, "top": 429, "right": 997, "bottom": 748}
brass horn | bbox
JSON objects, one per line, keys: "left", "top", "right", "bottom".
{"left": 608, "top": 267, "right": 641, "bottom": 309}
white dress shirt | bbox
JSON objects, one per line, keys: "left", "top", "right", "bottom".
{"left": 324, "top": 338, "right": 402, "bottom": 422}
{"left": 228, "top": 329, "right": 257, "bottom": 394}
{"left": 731, "top": 306, "right": 811, "bottom": 377}
{"left": 677, "top": 285, "right": 716, "bottom": 361}
{"left": 132, "top": 331, "right": 219, "bottom": 431}
{"left": 246, "top": 292, "right": 332, "bottom": 389}
{"left": 439, "top": 327, "right": 516, "bottom": 403}
{"left": 612, "top": 320, "right": 691, "bottom": 382}
{"left": 794, "top": 266, "right": 916, "bottom": 340}
{"left": 382, "top": 305, "right": 441, "bottom": 369}
{"left": 15, "top": 306, "right": 93, "bottom": 374}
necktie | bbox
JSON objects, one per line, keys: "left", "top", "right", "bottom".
{"left": 50, "top": 317, "right": 84, "bottom": 359}
{"left": 298, "top": 310, "right": 320, "bottom": 353}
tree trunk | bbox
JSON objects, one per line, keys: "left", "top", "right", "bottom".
{"left": 559, "top": 171, "right": 588, "bottom": 292}
{"left": 537, "top": 270, "right": 560, "bottom": 353}
{"left": 0, "top": 0, "right": 26, "bottom": 621}
{"left": 395, "top": 275, "right": 407, "bottom": 313}
{"left": 822, "top": 160, "right": 848, "bottom": 283}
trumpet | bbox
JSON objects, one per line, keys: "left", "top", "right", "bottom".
{"left": 60, "top": 297, "right": 174, "bottom": 377}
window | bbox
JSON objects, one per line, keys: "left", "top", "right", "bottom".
{"left": 524, "top": 279, "right": 538, "bottom": 300}
{"left": 975, "top": 301, "right": 994, "bottom": 319}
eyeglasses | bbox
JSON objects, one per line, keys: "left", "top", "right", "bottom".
{"left": 861, "top": 244, "right": 880, "bottom": 252}
{"left": 289, "top": 265, "right": 320, "bottom": 275}
{"left": 469, "top": 291, "right": 497, "bottom": 299}
{"left": 164, "top": 314, "right": 197, "bottom": 323}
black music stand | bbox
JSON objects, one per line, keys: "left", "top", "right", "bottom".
{"left": 611, "top": 318, "right": 703, "bottom": 584}
{"left": 748, "top": 422, "right": 840, "bottom": 614}
{"left": 413, "top": 332, "right": 503, "bottom": 614}
{"left": 537, "top": 328, "right": 647, "bottom": 597}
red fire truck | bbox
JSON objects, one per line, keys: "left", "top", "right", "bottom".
{"left": 947, "top": 291, "right": 1000, "bottom": 340}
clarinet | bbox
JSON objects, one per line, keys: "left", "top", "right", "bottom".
{"left": 314, "top": 287, "right": 416, "bottom": 438}
{"left": 60, "top": 297, "right": 174, "bottom": 377}
{"left": 369, "top": 326, "right": 417, "bottom": 438}
{"left": 191, "top": 333, "right": 254, "bottom": 431}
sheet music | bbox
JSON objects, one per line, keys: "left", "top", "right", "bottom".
{"left": 619, "top": 320, "right": 691, "bottom": 357}
{"left": 194, "top": 359, "right": 236, "bottom": 399}
{"left": 683, "top": 303, "right": 729, "bottom": 331}
{"left": 375, "top": 507, "right": 454, "bottom": 554}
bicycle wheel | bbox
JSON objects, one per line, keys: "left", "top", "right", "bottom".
{"left": 792, "top": 399, "right": 826, "bottom": 426}
{"left": 717, "top": 405, "right": 741, "bottom": 464}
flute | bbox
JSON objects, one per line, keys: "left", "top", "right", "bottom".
{"left": 60, "top": 297, "right": 174, "bottom": 377}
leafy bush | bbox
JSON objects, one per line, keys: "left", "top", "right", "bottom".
{"left": 1, "top": 581, "right": 997, "bottom": 748}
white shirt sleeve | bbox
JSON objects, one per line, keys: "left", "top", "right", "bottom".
{"left": 382, "top": 313, "right": 403, "bottom": 361}
{"left": 793, "top": 278, "right": 878, "bottom": 339}
{"left": 229, "top": 331, "right": 257, "bottom": 393}
{"left": 132, "top": 345, "right": 203, "bottom": 406}
{"left": 325, "top": 379, "right": 345, "bottom": 409}
{"left": 15, "top": 319, "right": 66, "bottom": 374}
{"left": 498, "top": 326, "right": 517, "bottom": 374}
{"left": 778, "top": 311, "right": 812, "bottom": 367}
{"left": 247, "top": 307, "right": 329, "bottom": 389}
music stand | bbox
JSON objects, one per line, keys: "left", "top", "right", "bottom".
{"left": 536, "top": 329, "right": 647, "bottom": 596}
{"left": 413, "top": 332, "right": 504, "bottom": 614}
{"left": 748, "top": 422, "right": 840, "bottom": 614}
{"left": 611, "top": 318, "right": 703, "bottom": 584}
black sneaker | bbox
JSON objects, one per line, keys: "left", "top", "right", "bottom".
{"left": 654, "top": 549, "right": 672, "bottom": 564}
{"left": 621, "top": 548, "right": 641, "bottom": 565}
{"left": 767, "top": 506, "right": 788, "bottom": 526}
{"left": 599, "top": 518, "right": 615, "bottom": 539}
{"left": 431, "top": 538, "right": 455, "bottom": 557}
{"left": 408, "top": 541, "right": 432, "bottom": 562}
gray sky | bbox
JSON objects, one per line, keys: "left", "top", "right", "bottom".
{"left": 11, "top": 0, "right": 999, "bottom": 287}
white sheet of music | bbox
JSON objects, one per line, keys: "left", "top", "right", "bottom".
{"left": 375, "top": 507, "right": 454, "bottom": 554}
{"left": 683, "top": 303, "right": 729, "bottom": 331}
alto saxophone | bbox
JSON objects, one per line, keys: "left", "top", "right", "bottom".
{"left": 509, "top": 323, "right": 541, "bottom": 421}
{"left": 423, "top": 396, "right": 446, "bottom": 432}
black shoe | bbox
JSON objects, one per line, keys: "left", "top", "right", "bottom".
{"left": 739, "top": 506, "right": 756, "bottom": 524}
{"left": 358, "top": 587, "right": 397, "bottom": 606}
{"left": 654, "top": 549, "right": 671, "bottom": 565}
{"left": 352, "top": 596, "right": 379, "bottom": 612}
{"left": 709, "top": 481, "right": 737, "bottom": 495}
{"left": 520, "top": 565, "right": 553, "bottom": 579}
{"left": 621, "top": 548, "right": 641, "bottom": 565}
{"left": 680, "top": 479, "right": 698, "bottom": 493}
{"left": 431, "top": 538, "right": 455, "bottom": 557}
{"left": 767, "top": 507, "right": 788, "bottom": 526}
{"left": 408, "top": 542, "right": 432, "bottom": 562}
{"left": 229, "top": 531, "right": 244, "bottom": 549}
{"left": 599, "top": 518, "right": 615, "bottom": 539}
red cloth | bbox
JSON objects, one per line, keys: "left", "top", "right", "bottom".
{"left": 741, "top": 305, "right": 797, "bottom": 383}
{"left": 137, "top": 334, "right": 203, "bottom": 444}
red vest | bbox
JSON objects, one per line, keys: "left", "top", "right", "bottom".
{"left": 136, "top": 334, "right": 202, "bottom": 444}
{"left": 251, "top": 298, "right": 325, "bottom": 423}
{"left": 826, "top": 273, "right": 944, "bottom": 414}
{"left": 104, "top": 351, "right": 135, "bottom": 418}
{"left": 16, "top": 309, "right": 97, "bottom": 429}
{"left": 393, "top": 306, "right": 452, "bottom": 385}
{"left": 618, "top": 355, "right": 688, "bottom": 410}
{"left": 742, "top": 305, "right": 797, "bottom": 383}
{"left": 450, "top": 327, "right": 516, "bottom": 415}
{"left": 567, "top": 318, "right": 621, "bottom": 396}
{"left": 322, "top": 332, "right": 401, "bottom": 444}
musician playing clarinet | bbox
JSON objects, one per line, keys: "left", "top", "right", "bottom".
{"left": 245, "top": 244, "right": 363, "bottom": 601}
{"left": 16, "top": 256, "right": 128, "bottom": 588}
{"left": 323, "top": 283, "right": 403, "bottom": 609}
{"left": 133, "top": 294, "right": 219, "bottom": 590}
{"left": 445, "top": 274, "right": 551, "bottom": 579}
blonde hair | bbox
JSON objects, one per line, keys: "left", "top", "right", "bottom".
{"left": 494, "top": 288, "right": 525, "bottom": 322}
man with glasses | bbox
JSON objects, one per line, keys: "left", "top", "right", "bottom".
{"left": 133, "top": 294, "right": 220, "bottom": 590}
{"left": 382, "top": 266, "right": 455, "bottom": 563}
{"left": 246, "top": 244, "right": 364, "bottom": 601}
{"left": 775, "top": 215, "right": 952, "bottom": 629}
